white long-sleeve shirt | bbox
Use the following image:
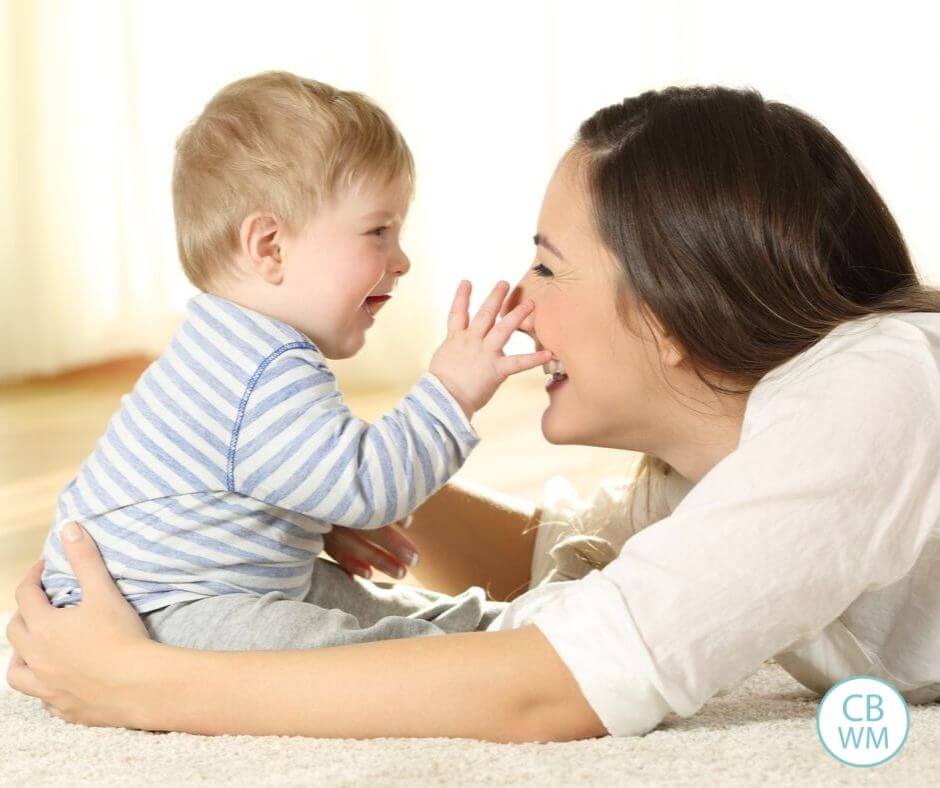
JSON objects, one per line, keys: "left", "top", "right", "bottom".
{"left": 488, "top": 311, "right": 940, "bottom": 736}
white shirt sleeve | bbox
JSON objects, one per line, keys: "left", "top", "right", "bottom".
{"left": 495, "top": 332, "right": 940, "bottom": 736}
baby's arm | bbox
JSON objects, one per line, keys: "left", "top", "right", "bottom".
{"left": 231, "top": 352, "right": 473, "bottom": 529}
{"left": 232, "top": 281, "right": 548, "bottom": 529}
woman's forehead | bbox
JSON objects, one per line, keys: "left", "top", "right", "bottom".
{"left": 538, "top": 159, "right": 603, "bottom": 259}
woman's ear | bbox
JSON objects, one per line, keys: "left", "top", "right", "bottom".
{"left": 643, "top": 308, "right": 686, "bottom": 368}
{"left": 661, "top": 340, "right": 685, "bottom": 367}
{"left": 239, "top": 212, "right": 284, "bottom": 285}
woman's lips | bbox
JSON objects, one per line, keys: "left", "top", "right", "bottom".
{"left": 545, "top": 372, "right": 568, "bottom": 392}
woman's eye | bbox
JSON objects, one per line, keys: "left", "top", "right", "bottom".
{"left": 532, "top": 263, "right": 553, "bottom": 278}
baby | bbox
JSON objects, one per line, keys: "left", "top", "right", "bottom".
{"left": 40, "top": 71, "right": 549, "bottom": 647}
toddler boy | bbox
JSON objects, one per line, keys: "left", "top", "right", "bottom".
{"left": 41, "top": 71, "right": 549, "bottom": 649}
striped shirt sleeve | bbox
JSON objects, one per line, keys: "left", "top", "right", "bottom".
{"left": 229, "top": 345, "right": 480, "bottom": 528}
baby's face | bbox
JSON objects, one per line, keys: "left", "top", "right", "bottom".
{"left": 280, "top": 176, "right": 411, "bottom": 358}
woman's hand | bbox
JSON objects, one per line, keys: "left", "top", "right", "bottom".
{"left": 5, "top": 524, "right": 604, "bottom": 742}
{"left": 6, "top": 522, "right": 156, "bottom": 728}
{"left": 322, "top": 518, "right": 420, "bottom": 580}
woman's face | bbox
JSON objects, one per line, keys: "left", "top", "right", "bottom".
{"left": 507, "top": 153, "right": 674, "bottom": 450}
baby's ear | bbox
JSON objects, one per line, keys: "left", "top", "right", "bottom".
{"left": 240, "top": 212, "right": 284, "bottom": 284}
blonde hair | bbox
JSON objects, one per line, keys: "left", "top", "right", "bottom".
{"left": 172, "top": 71, "right": 415, "bottom": 289}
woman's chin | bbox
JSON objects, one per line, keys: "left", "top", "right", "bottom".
{"left": 541, "top": 408, "right": 576, "bottom": 445}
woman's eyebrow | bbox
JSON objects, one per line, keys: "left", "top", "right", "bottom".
{"left": 533, "top": 233, "right": 565, "bottom": 261}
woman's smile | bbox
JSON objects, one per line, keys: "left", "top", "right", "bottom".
{"left": 545, "top": 374, "right": 568, "bottom": 393}
{"left": 543, "top": 357, "right": 569, "bottom": 391}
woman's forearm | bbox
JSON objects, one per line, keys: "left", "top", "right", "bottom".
{"left": 406, "top": 480, "right": 540, "bottom": 601}
{"left": 138, "top": 625, "right": 605, "bottom": 743}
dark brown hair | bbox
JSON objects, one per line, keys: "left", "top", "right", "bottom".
{"left": 574, "top": 85, "right": 940, "bottom": 398}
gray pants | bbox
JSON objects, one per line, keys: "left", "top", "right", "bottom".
{"left": 142, "top": 557, "right": 509, "bottom": 650}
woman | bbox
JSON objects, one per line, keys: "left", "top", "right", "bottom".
{"left": 8, "top": 86, "right": 940, "bottom": 742}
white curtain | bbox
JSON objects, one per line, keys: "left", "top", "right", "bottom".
{"left": 2, "top": 0, "right": 938, "bottom": 385}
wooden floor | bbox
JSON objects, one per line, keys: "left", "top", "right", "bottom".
{"left": 0, "top": 359, "right": 636, "bottom": 610}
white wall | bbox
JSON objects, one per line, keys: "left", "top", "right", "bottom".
{"left": 2, "top": 0, "right": 937, "bottom": 382}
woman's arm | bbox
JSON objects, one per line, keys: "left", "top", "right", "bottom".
{"left": 495, "top": 344, "right": 940, "bottom": 736}
{"left": 7, "top": 524, "right": 604, "bottom": 743}
{"left": 146, "top": 624, "right": 600, "bottom": 741}
{"left": 405, "top": 479, "right": 541, "bottom": 601}
{"left": 321, "top": 480, "right": 540, "bottom": 596}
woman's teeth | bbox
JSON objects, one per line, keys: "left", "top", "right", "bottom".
{"left": 544, "top": 358, "right": 567, "bottom": 376}
{"left": 543, "top": 358, "right": 568, "bottom": 387}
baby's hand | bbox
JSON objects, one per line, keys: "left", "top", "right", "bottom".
{"left": 429, "top": 280, "right": 552, "bottom": 419}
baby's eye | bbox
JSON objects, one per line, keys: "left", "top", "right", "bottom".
{"left": 532, "top": 263, "right": 553, "bottom": 278}
{"left": 369, "top": 226, "right": 389, "bottom": 237}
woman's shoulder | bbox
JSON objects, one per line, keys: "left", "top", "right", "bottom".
{"left": 746, "top": 311, "right": 940, "bottom": 423}
{"left": 830, "top": 311, "right": 940, "bottom": 357}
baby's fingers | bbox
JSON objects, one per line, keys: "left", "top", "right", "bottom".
{"left": 468, "top": 281, "right": 510, "bottom": 337}
{"left": 446, "top": 280, "right": 472, "bottom": 335}
{"left": 497, "top": 350, "right": 553, "bottom": 378}
{"left": 484, "top": 298, "right": 535, "bottom": 350}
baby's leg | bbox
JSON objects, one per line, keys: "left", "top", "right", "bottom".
{"left": 141, "top": 558, "right": 507, "bottom": 651}
{"left": 306, "top": 555, "right": 507, "bottom": 632}
{"left": 404, "top": 479, "right": 541, "bottom": 602}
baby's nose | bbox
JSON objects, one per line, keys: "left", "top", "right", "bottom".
{"left": 391, "top": 248, "right": 411, "bottom": 277}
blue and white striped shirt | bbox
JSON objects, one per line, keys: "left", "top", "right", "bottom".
{"left": 41, "top": 293, "right": 479, "bottom": 613}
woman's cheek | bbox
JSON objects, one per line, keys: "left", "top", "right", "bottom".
{"left": 536, "top": 292, "right": 561, "bottom": 339}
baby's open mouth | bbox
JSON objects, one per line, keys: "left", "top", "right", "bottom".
{"left": 364, "top": 295, "right": 392, "bottom": 317}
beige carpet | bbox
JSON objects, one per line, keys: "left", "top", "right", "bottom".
{"left": 3, "top": 616, "right": 939, "bottom": 786}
